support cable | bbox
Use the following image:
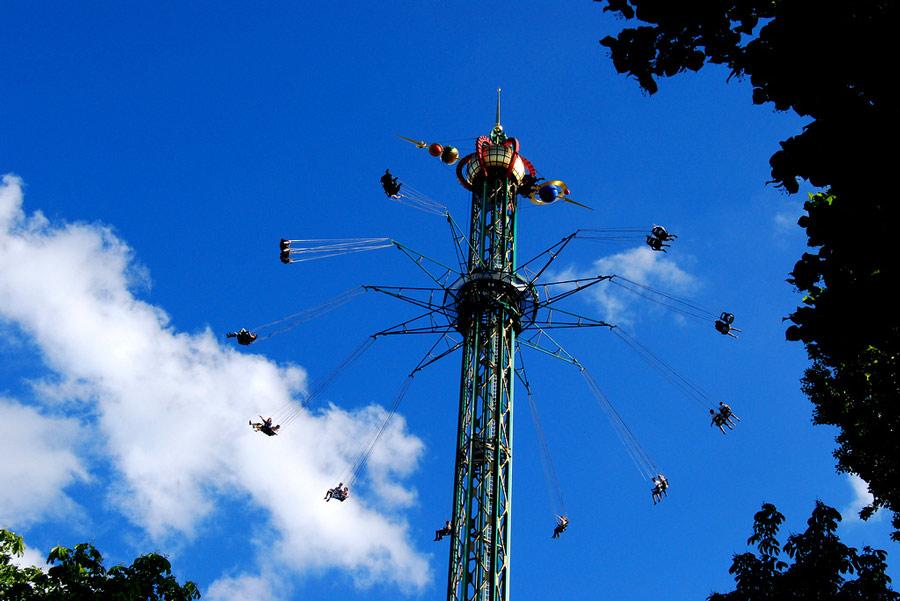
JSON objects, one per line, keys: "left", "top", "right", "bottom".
{"left": 344, "top": 375, "right": 415, "bottom": 485}
{"left": 392, "top": 181, "right": 449, "bottom": 216}
{"left": 514, "top": 347, "right": 566, "bottom": 516}
{"left": 610, "top": 327, "right": 711, "bottom": 410}
{"left": 576, "top": 228, "right": 649, "bottom": 243}
{"left": 581, "top": 368, "right": 658, "bottom": 481}
{"left": 249, "top": 287, "right": 366, "bottom": 340}
{"left": 283, "top": 238, "right": 393, "bottom": 263}
{"left": 344, "top": 334, "right": 463, "bottom": 486}
{"left": 609, "top": 276, "right": 716, "bottom": 322}
{"left": 519, "top": 326, "right": 660, "bottom": 483}
{"left": 578, "top": 227, "right": 648, "bottom": 234}
{"left": 277, "top": 336, "right": 377, "bottom": 427}
{"left": 389, "top": 196, "right": 448, "bottom": 216}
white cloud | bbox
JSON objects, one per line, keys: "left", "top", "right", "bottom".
{"left": 773, "top": 207, "right": 803, "bottom": 239}
{"left": 553, "top": 246, "right": 699, "bottom": 325}
{"left": 8, "top": 542, "right": 47, "bottom": 569}
{"left": 0, "top": 398, "right": 90, "bottom": 527}
{"left": 205, "top": 574, "right": 279, "bottom": 601}
{"left": 843, "top": 474, "right": 879, "bottom": 523}
{"left": 0, "top": 174, "right": 430, "bottom": 590}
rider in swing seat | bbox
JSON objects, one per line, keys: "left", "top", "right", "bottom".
{"left": 380, "top": 169, "right": 402, "bottom": 198}
{"left": 226, "top": 328, "right": 258, "bottom": 345}
{"left": 552, "top": 515, "right": 569, "bottom": 539}
{"left": 325, "top": 482, "right": 350, "bottom": 502}
{"left": 434, "top": 520, "right": 452, "bottom": 541}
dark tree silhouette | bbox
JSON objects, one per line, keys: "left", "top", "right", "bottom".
{"left": 0, "top": 529, "right": 200, "bottom": 600}
{"left": 709, "top": 502, "right": 897, "bottom": 601}
{"left": 595, "top": 0, "right": 900, "bottom": 539}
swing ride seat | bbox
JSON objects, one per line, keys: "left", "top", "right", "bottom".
{"left": 325, "top": 487, "right": 349, "bottom": 502}
{"left": 714, "top": 320, "right": 732, "bottom": 335}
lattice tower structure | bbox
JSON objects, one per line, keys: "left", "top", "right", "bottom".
{"left": 445, "top": 119, "right": 537, "bottom": 601}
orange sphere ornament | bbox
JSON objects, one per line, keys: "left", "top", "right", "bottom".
{"left": 429, "top": 143, "right": 444, "bottom": 157}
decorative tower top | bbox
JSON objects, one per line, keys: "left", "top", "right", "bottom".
{"left": 454, "top": 90, "right": 537, "bottom": 192}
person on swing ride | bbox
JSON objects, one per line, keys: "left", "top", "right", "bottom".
{"left": 324, "top": 482, "right": 350, "bottom": 502}
{"left": 646, "top": 224, "right": 675, "bottom": 252}
{"left": 710, "top": 409, "right": 733, "bottom": 434}
{"left": 279, "top": 238, "right": 291, "bottom": 264}
{"left": 434, "top": 520, "right": 452, "bottom": 542}
{"left": 552, "top": 515, "right": 569, "bottom": 539}
{"left": 714, "top": 312, "right": 741, "bottom": 337}
{"left": 249, "top": 416, "right": 280, "bottom": 436}
{"left": 718, "top": 401, "right": 741, "bottom": 426}
{"left": 226, "top": 328, "right": 258, "bottom": 345}
{"left": 380, "top": 169, "right": 402, "bottom": 198}
{"left": 645, "top": 235, "right": 671, "bottom": 252}
{"left": 650, "top": 225, "right": 677, "bottom": 242}
{"left": 651, "top": 474, "right": 669, "bottom": 505}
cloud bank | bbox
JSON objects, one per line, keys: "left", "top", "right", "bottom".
{"left": 843, "top": 474, "right": 879, "bottom": 523}
{"left": 553, "top": 246, "right": 698, "bottom": 325}
{"left": 0, "top": 398, "right": 89, "bottom": 527}
{"left": 0, "top": 174, "right": 429, "bottom": 590}
{"left": 205, "top": 574, "right": 279, "bottom": 601}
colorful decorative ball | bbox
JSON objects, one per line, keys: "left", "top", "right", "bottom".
{"left": 441, "top": 146, "right": 459, "bottom": 165}
{"left": 538, "top": 185, "right": 562, "bottom": 204}
{"left": 429, "top": 143, "right": 443, "bottom": 157}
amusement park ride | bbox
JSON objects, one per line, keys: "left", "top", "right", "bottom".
{"left": 230, "top": 90, "right": 740, "bottom": 601}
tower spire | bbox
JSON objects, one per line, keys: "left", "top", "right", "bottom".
{"left": 491, "top": 88, "right": 506, "bottom": 143}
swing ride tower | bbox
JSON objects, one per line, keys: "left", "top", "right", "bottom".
{"left": 445, "top": 97, "right": 536, "bottom": 601}
{"left": 271, "top": 90, "right": 732, "bottom": 601}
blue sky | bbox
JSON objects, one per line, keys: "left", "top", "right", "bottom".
{"left": 1, "top": 3, "right": 895, "bottom": 600}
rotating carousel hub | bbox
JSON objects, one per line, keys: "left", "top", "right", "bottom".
{"left": 444, "top": 270, "right": 539, "bottom": 334}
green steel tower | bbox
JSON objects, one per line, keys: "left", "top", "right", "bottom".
{"left": 345, "top": 92, "right": 617, "bottom": 601}
{"left": 445, "top": 94, "right": 535, "bottom": 601}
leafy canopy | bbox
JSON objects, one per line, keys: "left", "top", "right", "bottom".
{"left": 709, "top": 502, "right": 897, "bottom": 601}
{"left": 0, "top": 529, "right": 200, "bottom": 601}
{"left": 596, "top": 0, "right": 900, "bottom": 538}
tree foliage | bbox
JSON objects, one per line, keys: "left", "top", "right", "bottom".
{"left": 0, "top": 529, "right": 200, "bottom": 601}
{"left": 709, "top": 502, "right": 897, "bottom": 601}
{"left": 596, "top": 0, "right": 900, "bottom": 538}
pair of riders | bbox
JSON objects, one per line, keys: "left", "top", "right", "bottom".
{"left": 325, "top": 482, "right": 350, "bottom": 502}
{"left": 710, "top": 401, "right": 741, "bottom": 434}
{"left": 651, "top": 473, "right": 669, "bottom": 505}
{"left": 250, "top": 416, "right": 280, "bottom": 436}
{"left": 646, "top": 225, "right": 676, "bottom": 252}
